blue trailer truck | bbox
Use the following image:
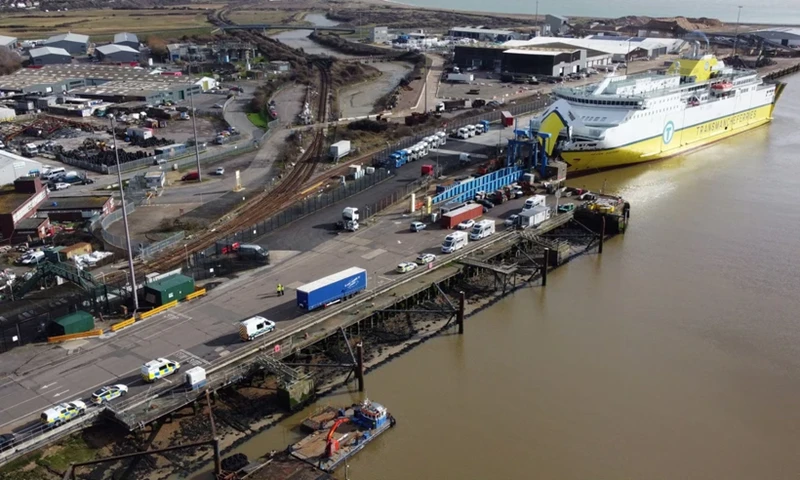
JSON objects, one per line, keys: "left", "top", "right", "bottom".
{"left": 388, "top": 150, "right": 408, "bottom": 169}
{"left": 296, "top": 267, "right": 368, "bottom": 311}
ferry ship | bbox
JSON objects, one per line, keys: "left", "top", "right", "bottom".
{"left": 530, "top": 49, "right": 786, "bottom": 173}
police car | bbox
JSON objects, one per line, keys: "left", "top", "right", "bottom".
{"left": 141, "top": 358, "right": 181, "bottom": 383}
{"left": 91, "top": 384, "right": 129, "bottom": 405}
{"left": 40, "top": 401, "right": 87, "bottom": 427}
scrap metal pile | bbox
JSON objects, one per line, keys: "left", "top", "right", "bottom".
{"left": 53, "top": 137, "right": 169, "bottom": 167}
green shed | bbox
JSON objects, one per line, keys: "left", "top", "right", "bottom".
{"left": 144, "top": 274, "right": 195, "bottom": 306}
{"left": 51, "top": 311, "right": 95, "bottom": 336}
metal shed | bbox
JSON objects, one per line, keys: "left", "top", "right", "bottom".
{"left": 144, "top": 274, "right": 195, "bottom": 306}
{"left": 50, "top": 311, "right": 95, "bottom": 336}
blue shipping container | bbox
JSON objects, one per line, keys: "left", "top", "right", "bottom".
{"left": 296, "top": 267, "right": 368, "bottom": 311}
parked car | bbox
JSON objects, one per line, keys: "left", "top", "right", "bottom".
{"left": 396, "top": 262, "right": 417, "bottom": 273}
{"left": 477, "top": 199, "right": 494, "bottom": 209}
{"left": 558, "top": 203, "right": 576, "bottom": 213}
{"left": 504, "top": 214, "right": 519, "bottom": 227}
{"left": 181, "top": 172, "right": 199, "bottom": 181}
{"left": 457, "top": 219, "right": 476, "bottom": 230}
{"left": 91, "top": 384, "right": 129, "bottom": 404}
{"left": 579, "top": 192, "right": 597, "bottom": 201}
{"left": 0, "top": 433, "right": 15, "bottom": 449}
{"left": 214, "top": 167, "right": 225, "bottom": 175}
{"left": 53, "top": 182, "right": 70, "bottom": 190}
{"left": 410, "top": 221, "right": 426, "bottom": 232}
{"left": 416, "top": 253, "right": 437, "bottom": 265}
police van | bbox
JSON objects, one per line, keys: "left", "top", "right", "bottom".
{"left": 238, "top": 315, "right": 276, "bottom": 341}
{"left": 40, "top": 400, "right": 87, "bottom": 427}
{"left": 141, "top": 358, "right": 181, "bottom": 382}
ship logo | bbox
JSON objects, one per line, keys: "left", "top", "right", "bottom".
{"left": 662, "top": 121, "right": 675, "bottom": 145}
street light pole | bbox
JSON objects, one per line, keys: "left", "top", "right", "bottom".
{"left": 733, "top": 6, "right": 743, "bottom": 57}
{"left": 190, "top": 92, "right": 202, "bottom": 182}
{"left": 110, "top": 115, "right": 139, "bottom": 311}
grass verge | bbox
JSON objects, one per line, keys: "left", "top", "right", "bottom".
{"left": 246, "top": 112, "right": 271, "bottom": 129}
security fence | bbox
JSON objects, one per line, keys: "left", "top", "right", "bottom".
{"left": 372, "top": 97, "right": 552, "bottom": 166}
{"left": 196, "top": 168, "right": 394, "bottom": 258}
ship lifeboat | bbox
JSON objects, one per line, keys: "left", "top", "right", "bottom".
{"left": 711, "top": 80, "right": 734, "bottom": 92}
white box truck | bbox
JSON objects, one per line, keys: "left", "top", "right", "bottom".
{"left": 517, "top": 205, "right": 550, "bottom": 229}
{"left": 469, "top": 219, "right": 495, "bottom": 240}
{"left": 447, "top": 73, "right": 474, "bottom": 83}
{"left": 330, "top": 140, "right": 351, "bottom": 161}
{"left": 441, "top": 231, "right": 469, "bottom": 253}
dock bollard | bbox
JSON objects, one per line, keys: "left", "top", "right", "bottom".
{"left": 457, "top": 291, "right": 465, "bottom": 334}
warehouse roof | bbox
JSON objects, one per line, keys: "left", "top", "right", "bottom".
{"left": 450, "top": 27, "right": 517, "bottom": 36}
{"left": 504, "top": 37, "right": 671, "bottom": 56}
{"left": 0, "top": 188, "right": 37, "bottom": 213}
{"left": 37, "top": 195, "right": 112, "bottom": 211}
{"left": 96, "top": 44, "right": 139, "bottom": 55}
{"left": 15, "top": 217, "right": 48, "bottom": 230}
{"left": 114, "top": 32, "right": 139, "bottom": 44}
{"left": 0, "top": 35, "right": 16, "bottom": 48}
{"left": 29, "top": 46, "right": 71, "bottom": 58}
{"left": 753, "top": 28, "right": 800, "bottom": 40}
{"left": 503, "top": 48, "right": 580, "bottom": 56}
{"left": 45, "top": 33, "right": 90, "bottom": 45}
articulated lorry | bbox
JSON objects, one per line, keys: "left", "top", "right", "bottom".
{"left": 296, "top": 267, "right": 368, "bottom": 311}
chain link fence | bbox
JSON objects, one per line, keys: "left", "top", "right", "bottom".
{"left": 196, "top": 168, "right": 394, "bottom": 258}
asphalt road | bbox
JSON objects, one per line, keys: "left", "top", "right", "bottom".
{"left": 0, "top": 115, "right": 544, "bottom": 442}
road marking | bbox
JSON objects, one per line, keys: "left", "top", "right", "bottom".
{"left": 40, "top": 382, "right": 58, "bottom": 390}
{"left": 53, "top": 390, "right": 70, "bottom": 398}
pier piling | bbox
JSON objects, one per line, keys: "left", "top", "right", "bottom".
{"left": 599, "top": 217, "right": 605, "bottom": 255}
{"left": 542, "top": 249, "right": 549, "bottom": 286}
{"left": 457, "top": 291, "right": 465, "bottom": 334}
{"left": 356, "top": 342, "right": 365, "bottom": 392}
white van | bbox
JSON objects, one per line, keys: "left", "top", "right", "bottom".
{"left": 524, "top": 195, "right": 547, "bottom": 210}
{"left": 239, "top": 315, "right": 276, "bottom": 341}
{"left": 442, "top": 231, "right": 469, "bottom": 253}
{"left": 469, "top": 219, "right": 496, "bottom": 241}
{"left": 42, "top": 167, "right": 65, "bottom": 180}
{"left": 141, "top": 358, "right": 181, "bottom": 382}
{"left": 17, "top": 250, "right": 45, "bottom": 265}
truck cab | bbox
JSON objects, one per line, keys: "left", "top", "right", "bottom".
{"left": 341, "top": 207, "right": 360, "bottom": 231}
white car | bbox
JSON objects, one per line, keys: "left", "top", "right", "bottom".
{"left": 54, "top": 182, "right": 70, "bottom": 190}
{"left": 504, "top": 214, "right": 519, "bottom": 227}
{"left": 214, "top": 167, "right": 225, "bottom": 175}
{"left": 415, "top": 253, "right": 437, "bottom": 265}
{"left": 457, "top": 219, "right": 475, "bottom": 230}
{"left": 396, "top": 262, "right": 417, "bottom": 273}
{"left": 91, "top": 384, "right": 129, "bottom": 404}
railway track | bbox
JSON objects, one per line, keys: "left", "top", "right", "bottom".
{"left": 104, "top": 8, "right": 331, "bottom": 283}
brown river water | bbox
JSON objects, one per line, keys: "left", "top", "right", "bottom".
{"left": 194, "top": 72, "right": 800, "bottom": 480}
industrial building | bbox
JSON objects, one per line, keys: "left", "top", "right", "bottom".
{"left": 0, "top": 107, "right": 15, "bottom": 122}
{"left": 448, "top": 27, "right": 520, "bottom": 42}
{"left": 0, "top": 34, "right": 17, "bottom": 49}
{"left": 752, "top": 28, "right": 800, "bottom": 47}
{"left": 0, "top": 151, "right": 43, "bottom": 186}
{"left": 29, "top": 46, "right": 72, "bottom": 66}
{"left": 36, "top": 195, "right": 114, "bottom": 222}
{"left": 544, "top": 15, "right": 571, "bottom": 36}
{"left": 95, "top": 44, "right": 140, "bottom": 63}
{"left": 0, "top": 64, "right": 201, "bottom": 103}
{"left": 502, "top": 48, "right": 587, "bottom": 77}
{"left": 113, "top": 32, "right": 139, "bottom": 50}
{"left": 369, "top": 26, "right": 390, "bottom": 44}
{"left": 453, "top": 43, "right": 612, "bottom": 74}
{"left": 43, "top": 33, "right": 89, "bottom": 55}
{"left": 0, "top": 176, "right": 49, "bottom": 241}
{"left": 504, "top": 36, "right": 675, "bottom": 62}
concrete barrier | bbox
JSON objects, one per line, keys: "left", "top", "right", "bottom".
{"left": 110, "top": 317, "right": 136, "bottom": 332}
{"left": 47, "top": 329, "right": 104, "bottom": 343}
{"left": 185, "top": 288, "right": 207, "bottom": 301}
{"left": 138, "top": 300, "right": 178, "bottom": 320}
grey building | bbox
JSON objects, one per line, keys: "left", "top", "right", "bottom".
{"left": 44, "top": 33, "right": 89, "bottom": 55}
{"left": 752, "top": 28, "right": 800, "bottom": 47}
{"left": 369, "top": 26, "right": 389, "bottom": 44}
{"left": 95, "top": 44, "right": 140, "bottom": 63}
{"left": 113, "top": 32, "right": 139, "bottom": 50}
{"left": 448, "top": 27, "right": 520, "bottom": 42}
{"left": 0, "top": 150, "right": 43, "bottom": 187}
{"left": 502, "top": 48, "right": 587, "bottom": 77}
{"left": 0, "top": 35, "right": 17, "bottom": 49}
{"left": 453, "top": 45, "right": 506, "bottom": 71}
{"left": 29, "top": 47, "right": 72, "bottom": 66}
{"left": 544, "top": 15, "right": 571, "bottom": 36}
